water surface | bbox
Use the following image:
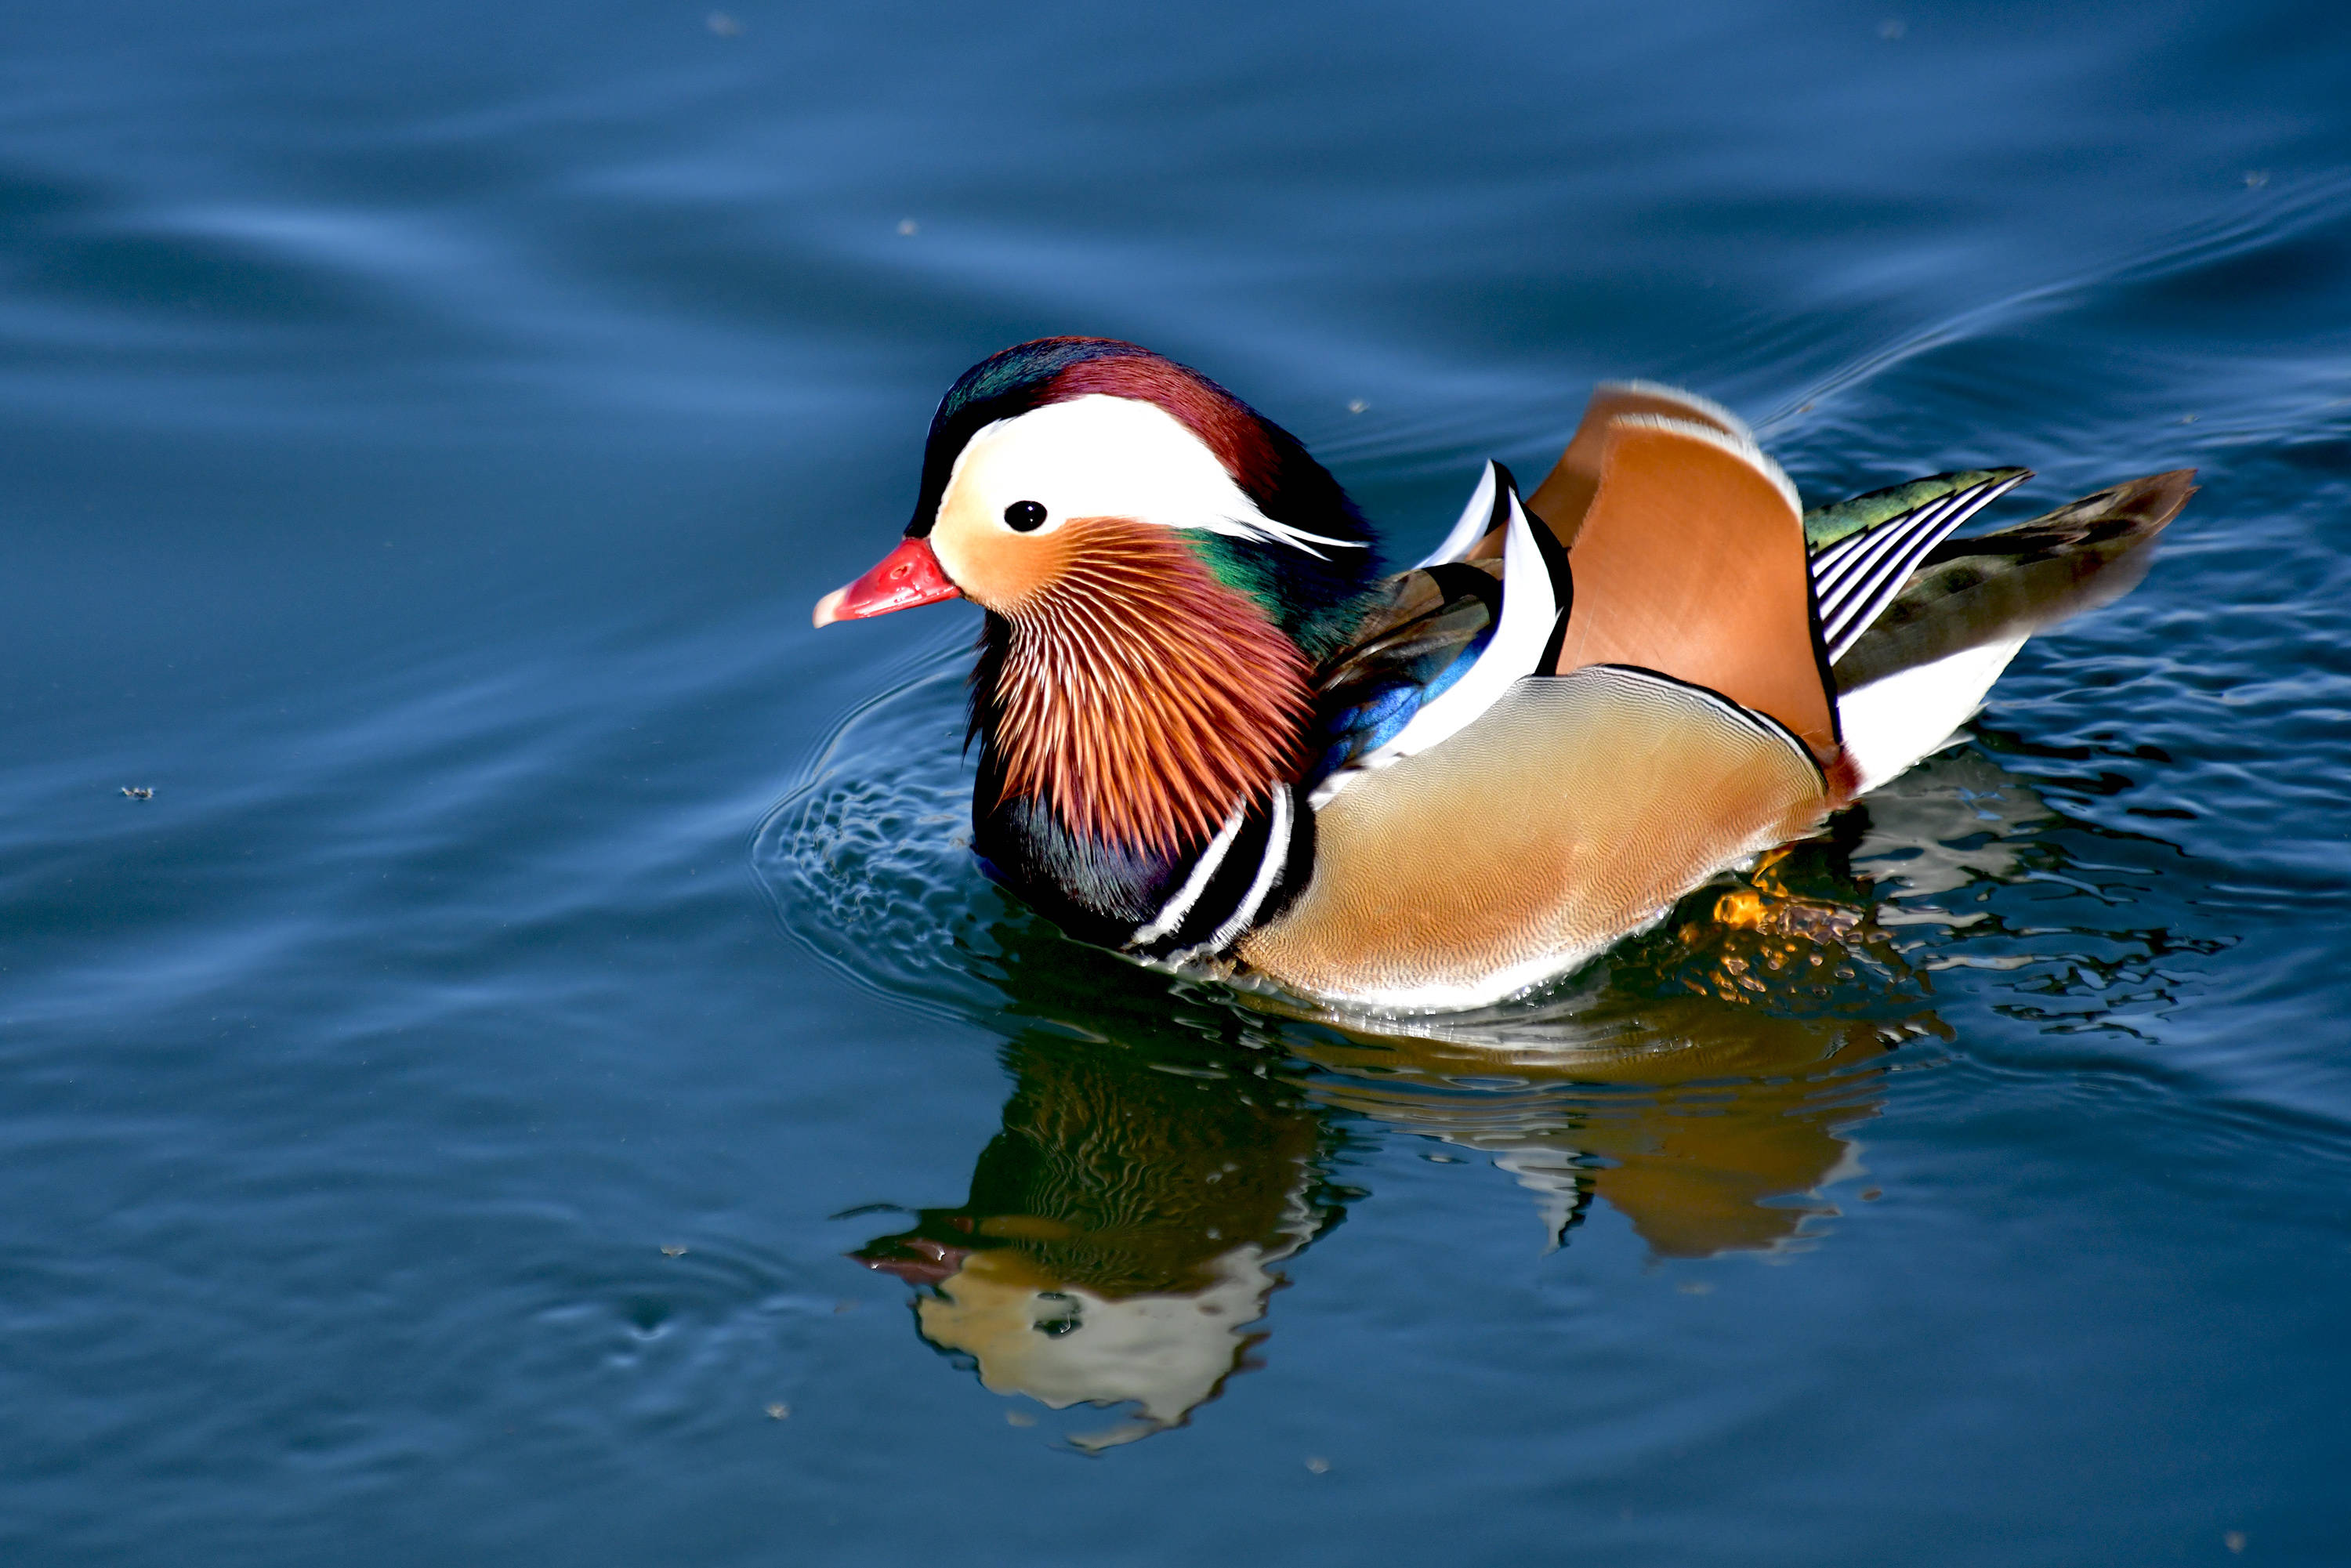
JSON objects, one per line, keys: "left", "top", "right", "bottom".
{"left": 5, "top": 1, "right": 2349, "bottom": 1562}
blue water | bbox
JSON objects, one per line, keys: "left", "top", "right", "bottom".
{"left": 5, "top": 0, "right": 2350, "bottom": 1561}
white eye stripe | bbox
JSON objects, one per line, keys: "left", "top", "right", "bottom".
{"left": 938, "top": 394, "right": 1364, "bottom": 556}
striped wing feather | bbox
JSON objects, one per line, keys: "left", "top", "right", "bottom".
{"left": 1827, "top": 469, "right": 2194, "bottom": 793}
{"left": 1811, "top": 470, "right": 2029, "bottom": 662}
{"left": 1802, "top": 468, "right": 2026, "bottom": 552}
{"left": 1832, "top": 469, "right": 2195, "bottom": 693}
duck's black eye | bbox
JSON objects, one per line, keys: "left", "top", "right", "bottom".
{"left": 1003, "top": 500, "right": 1047, "bottom": 532}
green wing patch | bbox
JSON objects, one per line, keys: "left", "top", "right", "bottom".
{"left": 1802, "top": 468, "right": 2028, "bottom": 553}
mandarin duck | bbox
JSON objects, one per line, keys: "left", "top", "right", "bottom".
{"left": 813, "top": 338, "right": 2192, "bottom": 1011}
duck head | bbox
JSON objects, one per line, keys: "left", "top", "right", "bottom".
{"left": 815, "top": 339, "right": 1384, "bottom": 873}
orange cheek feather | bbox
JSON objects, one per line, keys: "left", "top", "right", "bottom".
{"left": 976, "top": 516, "right": 1314, "bottom": 856}
{"left": 929, "top": 505, "right": 1082, "bottom": 614}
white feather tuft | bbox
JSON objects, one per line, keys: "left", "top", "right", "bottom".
{"left": 1414, "top": 461, "right": 1500, "bottom": 568}
{"left": 940, "top": 394, "right": 1365, "bottom": 558}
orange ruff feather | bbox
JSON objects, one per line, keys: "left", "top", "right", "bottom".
{"left": 987, "top": 517, "right": 1312, "bottom": 857}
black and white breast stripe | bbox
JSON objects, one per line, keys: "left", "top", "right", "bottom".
{"left": 1123, "top": 783, "right": 1313, "bottom": 961}
{"left": 1810, "top": 473, "right": 2026, "bottom": 662}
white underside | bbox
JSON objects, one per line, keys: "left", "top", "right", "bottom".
{"left": 1835, "top": 635, "right": 2028, "bottom": 795}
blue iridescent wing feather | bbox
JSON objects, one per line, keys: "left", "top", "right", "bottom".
{"left": 1306, "top": 564, "right": 1502, "bottom": 790}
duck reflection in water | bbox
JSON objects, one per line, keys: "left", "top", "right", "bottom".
{"left": 853, "top": 1033, "right": 1346, "bottom": 1450}
{"left": 848, "top": 750, "right": 2081, "bottom": 1442}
